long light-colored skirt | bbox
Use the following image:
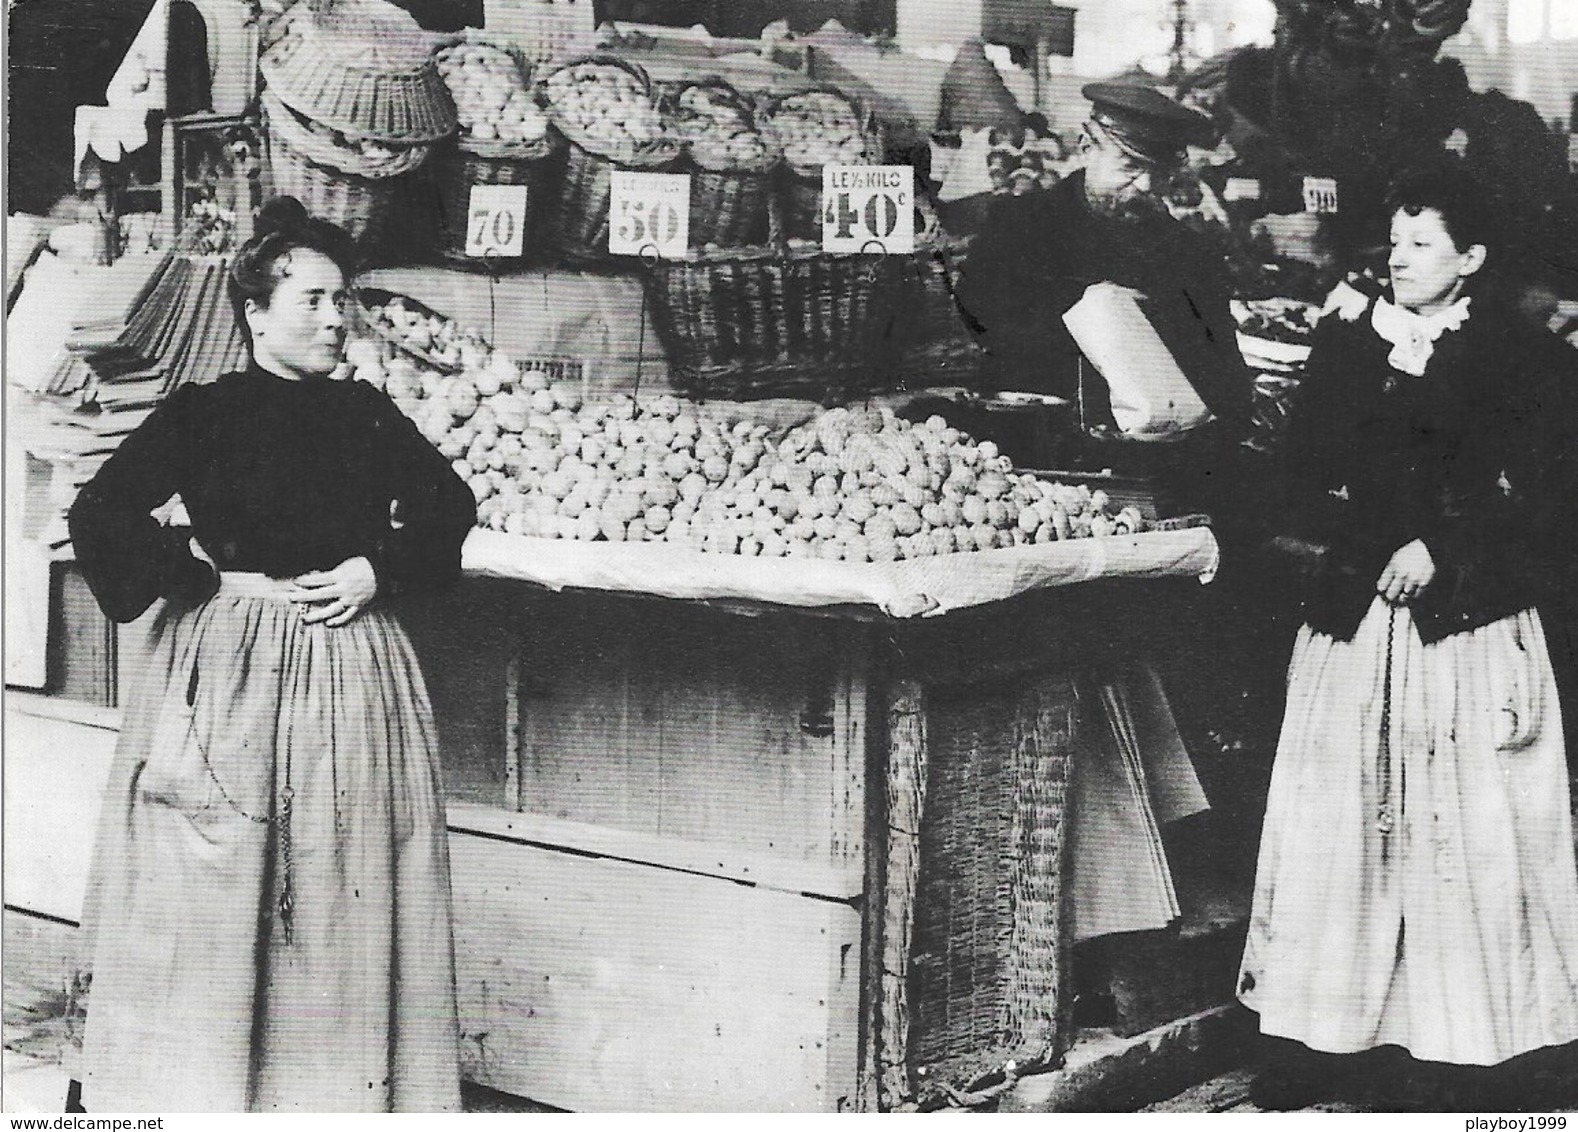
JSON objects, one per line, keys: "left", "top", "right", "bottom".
{"left": 1239, "top": 598, "right": 1578, "bottom": 1065}
{"left": 79, "top": 574, "right": 461, "bottom": 1112}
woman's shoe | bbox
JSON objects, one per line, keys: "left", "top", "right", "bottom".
{"left": 1248, "top": 1038, "right": 1341, "bottom": 1110}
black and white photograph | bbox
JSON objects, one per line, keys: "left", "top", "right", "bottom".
{"left": 4, "top": 0, "right": 1577, "bottom": 1116}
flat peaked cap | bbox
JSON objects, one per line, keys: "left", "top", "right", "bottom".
{"left": 1080, "top": 81, "right": 1213, "bottom": 163}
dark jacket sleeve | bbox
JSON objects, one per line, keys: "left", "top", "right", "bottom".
{"left": 1410, "top": 318, "right": 1574, "bottom": 638}
{"left": 1158, "top": 238, "right": 1253, "bottom": 431}
{"left": 1266, "top": 315, "right": 1395, "bottom": 639}
{"left": 360, "top": 385, "right": 477, "bottom": 598}
{"left": 66, "top": 385, "right": 219, "bottom": 623}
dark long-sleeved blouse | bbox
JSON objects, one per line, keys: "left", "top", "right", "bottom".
{"left": 69, "top": 363, "right": 478, "bottom": 623}
{"left": 1272, "top": 295, "right": 1576, "bottom": 644}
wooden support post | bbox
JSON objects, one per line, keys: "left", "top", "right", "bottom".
{"left": 877, "top": 676, "right": 928, "bottom": 1110}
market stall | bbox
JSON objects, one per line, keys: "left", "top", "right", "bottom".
{"left": 7, "top": 0, "right": 1266, "bottom": 1114}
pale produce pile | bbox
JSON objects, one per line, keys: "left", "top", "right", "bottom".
{"left": 345, "top": 302, "right": 1145, "bottom": 560}
{"left": 367, "top": 295, "right": 485, "bottom": 371}
{"left": 669, "top": 84, "right": 770, "bottom": 167}
{"left": 765, "top": 90, "right": 867, "bottom": 169}
{"left": 435, "top": 41, "right": 550, "bottom": 145}
{"left": 543, "top": 61, "right": 664, "bottom": 148}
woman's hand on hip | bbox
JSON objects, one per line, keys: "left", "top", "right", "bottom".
{"left": 1376, "top": 539, "right": 1435, "bottom": 605}
{"left": 291, "top": 556, "right": 378, "bottom": 627}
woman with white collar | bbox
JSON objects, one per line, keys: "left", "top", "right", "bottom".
{"left": 1239, "top": 164, "right": 1578, "bottom": 1107}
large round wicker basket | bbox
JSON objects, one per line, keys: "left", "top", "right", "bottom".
{"left": 260, "top": 0, "right": 457, "bottom": 143}
{"left": 541, "top": 56, "right": 681, "bottom": 260}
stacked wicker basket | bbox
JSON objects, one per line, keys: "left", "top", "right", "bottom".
{"left": 259, "top": 0, "right": 457, "bottom": 245}
{"left": 663, "top": 78, "right": 779, "bottom": 250}
{"left": 540, "top": 56, "right": 682, "bottom": 261}
{"left": 759, "top": 86, "right": 882, "bottom": 243}
{"left": 431, "top": 32, "right": 561, "bottom": 264}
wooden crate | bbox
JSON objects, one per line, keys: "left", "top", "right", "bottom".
{"left": 450, "top": 823, "right": 863, "bottom": 1111}
{"left": 505, "top": 596, "right": 869, "bottom": 875}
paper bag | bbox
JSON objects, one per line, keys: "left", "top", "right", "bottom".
{"left": 1062, "top": 281, "right": 1213, "bottom": 437}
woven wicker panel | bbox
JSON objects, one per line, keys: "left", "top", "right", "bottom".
{"left": 265, "top": 129, "right": 398, "bottom": 243}
{"left": 645, "top": 250, "right": 904, "bottom": 402}
{"left": 433, "top": 138, "right": 562, "bottom": 264}
{"left": 899, "top": 672, "right": 1078, "bottom": 1106}
{"left": 260, "top": 0, "right": 457, "bottom": 143}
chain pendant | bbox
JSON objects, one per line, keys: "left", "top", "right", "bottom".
{"left": 278, "top": 785, "right": 296, "bottom": 946}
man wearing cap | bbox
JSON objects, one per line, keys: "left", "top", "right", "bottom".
{"left": 953, "top": 81, "right": 1251, "bottom": 441}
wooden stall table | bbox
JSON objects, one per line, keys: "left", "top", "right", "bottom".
{"left": 399, "top": 525, "right": 1221, "bottom": 1112}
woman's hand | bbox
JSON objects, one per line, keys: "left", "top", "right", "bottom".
{"left": 291, "top": 556, "right": 378, "bottom": 627}
{"left": 1376, "top": 539, "right": 1436, "bottom": 605}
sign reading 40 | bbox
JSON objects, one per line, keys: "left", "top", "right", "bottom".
{"left": 821, "top": 165, "right": 915, "bottom": 254}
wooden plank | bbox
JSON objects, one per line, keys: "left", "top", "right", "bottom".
{"left": 878, "top": 678, "right": 928, "bottom": 1108}
{"left": 2, "top": 707, "right": 119, "bottom": 923}
{"left": 50, "top": 565, "right": 117, "bottom": 707}
{"left": 512, "top": 598, "right": 861, "bottom": 866}
{"left": 446, "top": 802, "right": 862, "bottom": 899}
{"left": 450, "top": 832, "right": 863, "bottom": 1112}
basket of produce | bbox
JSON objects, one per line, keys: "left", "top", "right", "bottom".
{"left": 262, "top": 93, "right": 412, "bottom": 241}
{"left": 355, "top": 286, "right": 486, "bottom": 374}
{"left": 260, "top": 0, "right": 457, "bottom": 144}
{"left": 432, "top": 33, "right": 561, "bottom": 263}
{"left": 642, "top": 245, "right": 920, "bottom": 402}
{"left": 759, "top": 87, "right": 881, "bottom": 242}
{"left": 890, "top": 242, "right": 979, "bottom": 381}
{"left": 540, "top": 56, "right": 681, "bottom": 260}
{"left": 663, "top": 79, "right": 778, "bottom": 249}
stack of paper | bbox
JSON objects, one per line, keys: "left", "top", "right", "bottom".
{"left": 1068, "top": 666, "right": 1209, "bottom": 942}
{"left": 10, "top": 240, "right": 245, "bottom": 553}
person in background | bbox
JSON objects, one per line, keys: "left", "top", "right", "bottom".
{"left": 1242, "top": 164, "right": 1578, "bottom": 1109}
{"left": 67, "top": 197, "right": 477, "bottom": 1112}
{"left": 953, "top": 80, "right": 1252, "bottom": 449}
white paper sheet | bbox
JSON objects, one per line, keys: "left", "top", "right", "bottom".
{"left": 461, "top": 525, "right": 1220, "bottom": 618}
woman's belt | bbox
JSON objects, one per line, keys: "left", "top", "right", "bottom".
{"left": 215, "top": 571, "right": 301, "bottom": 601}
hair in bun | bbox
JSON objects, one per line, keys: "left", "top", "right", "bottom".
{"left": 254, "top": 195, "right": 314, "bottom": 236}
{"left": 228, "top": 195, "right": 357, "bottom": 344}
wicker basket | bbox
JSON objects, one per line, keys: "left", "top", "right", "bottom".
{"left": 665, "top": 79, "right": 779, "bottom": 249}
{"left": 265, "top": 128, "right": 399, "bottom": 243}
{"left": 894, "top": 672, "right": 1079, "bottom": 1107}
{"left": 354, "top": 286, "right": 463, "bottom": 373}
{"left": 434, "top": 133, "right": 561, "bottom": 265}
{"left": 261, "top": 0, "right": 457, "bottom": 143}
{"left": 262, "top": 88, "right": 434, "bottom": 179}
{"left": 435, "top": 31, "right": 556, "bottom": 158}
{"left": 760, "top": 87, "right": 882, "bottom": 242}
{"left": 541, "top": 56, "right": 681, "bottom": 260}
{"left": 644, "top": 246, "right": 922, "bottom": 402}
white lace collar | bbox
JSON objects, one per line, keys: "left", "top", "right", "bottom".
{"left": 1370, "top": 295, "right": 1472, "bottom": 378}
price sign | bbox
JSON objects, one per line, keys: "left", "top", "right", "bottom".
{"left": 466, "top": 184, "right": 529, "bottom": 257}
{"left": 1302, "top": 176, "right": 1339, "bottom": 214}
{"left": 1223, "top": 177, "right": 1261, "bottom": 203}
{"left": 609, "top": 171, "right": 690, "bottom": 258}
{"left": 821, "top": 165, "right": 914, "bottom": 254}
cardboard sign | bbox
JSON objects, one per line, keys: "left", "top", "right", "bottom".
{"left": 466, "top": 184, "right": 529, "bottom": 257}
{"left": 609, "top": 171, "right": 690, "bottom": 258}
{"left": 1223, "top": 177, "right": 1261, "bottom": 203}
{"left": 1302, "top": 176, "right": 1339, "bottom": 214}
{"left": 821, "top": 165, "right": 915, "bottom": 254}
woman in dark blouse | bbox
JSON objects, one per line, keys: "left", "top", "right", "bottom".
{"left": 1238, "top": 167, "right": 1578, "bottom": 1106}
{"left": 68, "top": 198, "right": 476, "bottom": 1112}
